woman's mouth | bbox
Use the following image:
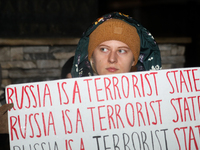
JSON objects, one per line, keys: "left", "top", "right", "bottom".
{"left": 106, "top": 67, "right": 118, "bottom": 72}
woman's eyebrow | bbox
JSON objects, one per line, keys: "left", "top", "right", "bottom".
{"left": 98, "top": 45, "right": 131, "bottom": 50}
{"left": 98, "top": 44, "right": 110, "bottom": 48}
{"left": 99, "top": 44, "right": 109, "bottom": 46}
{"left": 118, "top": 46, "right": 131, "bottom": 49}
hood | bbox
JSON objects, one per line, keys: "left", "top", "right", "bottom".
{"left": 71, "top": 12, "right": 162, "bottom": 78}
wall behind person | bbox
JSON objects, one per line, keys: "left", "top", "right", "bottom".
{"left": 0, "top": 45, "right": 76, "bottom": 86}
{"left": 0, "top": 42, "right": 187, "bottom": 87}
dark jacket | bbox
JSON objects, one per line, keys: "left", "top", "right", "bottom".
{"left": 71, "top": 12, "right": 162, "bottom": 78}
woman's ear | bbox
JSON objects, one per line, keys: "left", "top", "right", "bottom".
{"left": 131, "top": 59, "right": 135, "bottom": 66}
{"left": 90, "top": 57, "right": 94, "bottom": 64}
{"left": 132, "top": 62, "right": 134, "bottom": 66}
{"left": 90, "top": 57, "right": 95, "bottom": 68}
{"left": 90, "top": 57, "right": 97, "bottom": 74}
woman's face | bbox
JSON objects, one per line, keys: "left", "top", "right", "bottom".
{"left": 91, "top": 40, "right": 135, "bottom": 75}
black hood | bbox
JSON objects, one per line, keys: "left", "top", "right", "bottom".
{"left": 71, "top": 12, "right": 162, "bottom": 78}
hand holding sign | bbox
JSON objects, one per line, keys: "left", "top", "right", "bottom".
{"left": 0, "top": 103, "right": 13, "bottom": 133}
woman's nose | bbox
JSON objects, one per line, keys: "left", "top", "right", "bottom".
{"left": 108, "top": 51, "right": 117, "bottom": 63}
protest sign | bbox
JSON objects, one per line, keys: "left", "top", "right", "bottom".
{"left": 6, "top": 67, "right": 200, "bottom": 150}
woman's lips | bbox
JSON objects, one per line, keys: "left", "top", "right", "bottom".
{"left": 106, "top": 67, "right": 118, "bottom": 72}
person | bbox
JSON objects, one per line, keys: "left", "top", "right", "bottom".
{"left": 71, "top": 12, "right": 161, "bottom": 77}
{"left": 61, "top": 56, "right": 74, "bottom": 79}
{"left": 0, "top": 12, "right": 161, "bottom": 135}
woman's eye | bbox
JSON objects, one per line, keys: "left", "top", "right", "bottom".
{"left": 118, "top": 49, "right": 126, "bottom": 53}
{"left": 100, "top": 48, "right": 108, "bottom": 52}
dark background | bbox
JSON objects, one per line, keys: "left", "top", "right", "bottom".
{"left": 0, "top": 0, "right": 98, "bottom": 37}
{"left": 0, "top": 0, "right": 200, "bottom": 67}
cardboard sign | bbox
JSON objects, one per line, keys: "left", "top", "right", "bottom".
{"left": 6, "top": 67, "right": 200, "bottom": 150}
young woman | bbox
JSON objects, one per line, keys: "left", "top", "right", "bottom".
{"left": 0, "top": 12, "right": 162, "bottom": 134}
{"left": 71, "top": 12, "right": 162, "bottom": 77}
